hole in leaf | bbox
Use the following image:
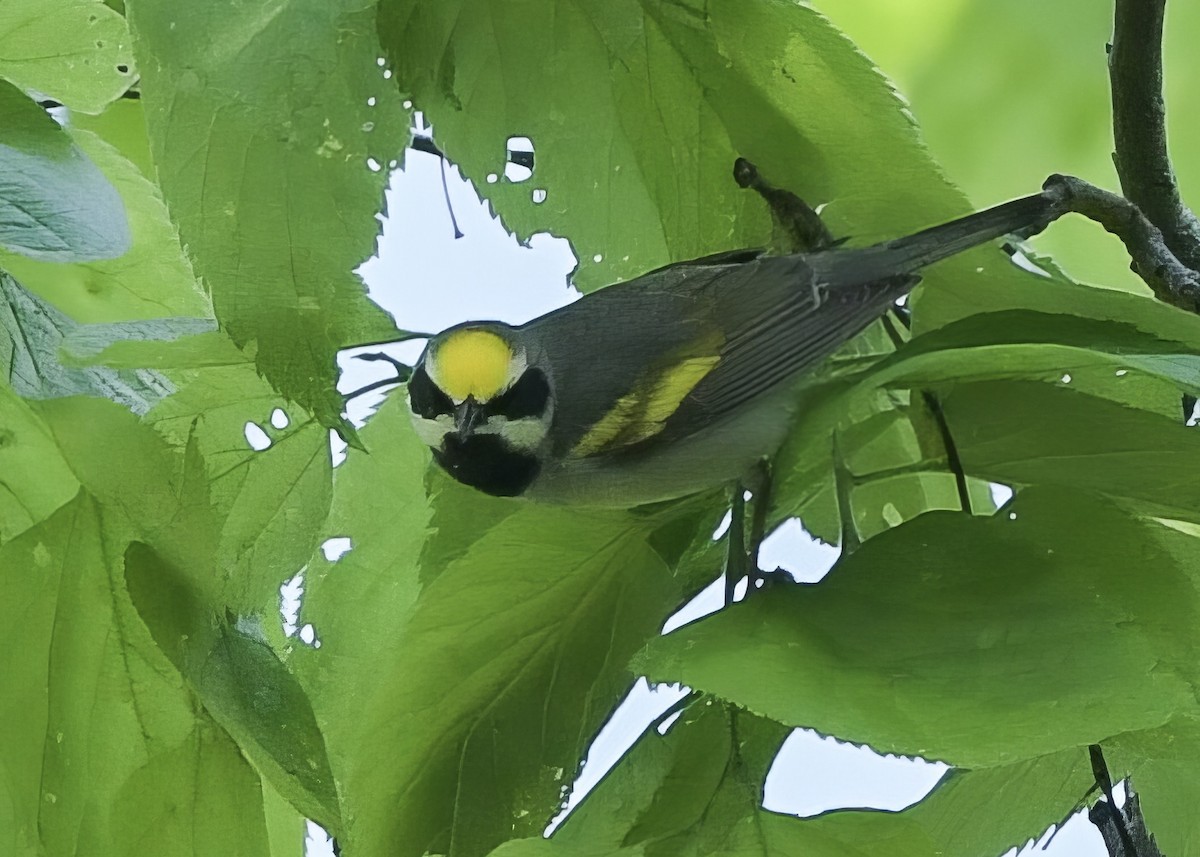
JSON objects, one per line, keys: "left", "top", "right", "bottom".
{"left": 989, "top": 483, "right": 1014, "bottom": 507}
{"left": 321, "top": 537, "right": 352, "bottom": 561}
{"left": 504, "top": 161, "right": 532, "bottom": 182}
{"left": 505, "top": 135, "right": 534, "bottom": 181}
{"left": 244, "top": 421, "right": 271, "bottom": 450}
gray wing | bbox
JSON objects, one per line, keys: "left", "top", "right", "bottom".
{"left": 650, "top": 190, "right": 1055, "bottom": 445}
{"left": 523, "top": 257, "right": 741, "bottom": 458}
{"left": 655, "top": 254, "right": 911, "bottom": 444}
{"left": 525, "top": 251, "right": 906, "bottom": 460}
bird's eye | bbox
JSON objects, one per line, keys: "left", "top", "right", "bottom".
{"left": 488, "top": 368, "right": 550, "bottom": 420}
{"left": 407, "top": 364, "right": 455, "bottom": 418}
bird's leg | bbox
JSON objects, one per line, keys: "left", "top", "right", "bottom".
{"left": 745, "top": 461, "right": 792, "bottom": 590}
{"left": 733, "top": 157, "right": 839, "bottom": 254}
{"left": 832, "top": 431, "right": 862, "bottom": 555}
{"left": 723, "top": 485, "right": 747, "bottom": 606}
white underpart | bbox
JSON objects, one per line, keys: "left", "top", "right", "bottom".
{"left": 411, "top": 413, "right": 455, "bottom": 447}
{"left": 475, "top": 414, "right": 549, "bottom": 450}
{"left": 408, "top": 411, "right": 548, "bottom": 452}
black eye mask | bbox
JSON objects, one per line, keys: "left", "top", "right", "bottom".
{"left": 407, "top": 364, "right": 455, "bottom": 419}
{"left": 486, "top": 368, "right": 550, "bottom": 420}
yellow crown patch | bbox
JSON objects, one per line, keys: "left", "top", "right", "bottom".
{"left": 429, "top": 328, "right": 514, "bottom": 402}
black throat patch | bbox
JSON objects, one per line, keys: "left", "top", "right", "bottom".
{"left": 434, "top": 434, "right": 541, "bottom": 497}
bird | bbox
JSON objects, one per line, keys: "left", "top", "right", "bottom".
{"left": 405, "top": 177, "right": 1055, "bottom": 507}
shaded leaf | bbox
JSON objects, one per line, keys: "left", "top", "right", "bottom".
{"left": 293, "top": 398, "right": 688, "bottom": 857}
{"left": 377, "top": 0, "right": 1040, "bottom": 309}
{"left": 944, "top": 381, "right": 1200, "bottom": 522}
{"left": 493, "top": 707, "right": 1092, "bottom": 857}
{"left": 1, "top": 270, "right": 171, "bottom": 414}
{"left": 0, "top": 383, "right": 79, "bottom": 543}
{"left": 0, "top": 126, "right": 209, "bottom": 323}
{"left": 0, "top": 81, "right": 130, "bottom": 261}
{"left": 0, "top": 494, "right": 275, "bottom": 856}
{"left": 125, "top": 541, "right": 342, "bottom": 831}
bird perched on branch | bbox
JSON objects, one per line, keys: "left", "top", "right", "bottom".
{"left": 406, "top": 160, "right": 1055, "bottom": 506}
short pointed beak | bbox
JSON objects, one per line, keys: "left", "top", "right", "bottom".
{"left": 455, "top": 396, "right": 485, "bottom": 438}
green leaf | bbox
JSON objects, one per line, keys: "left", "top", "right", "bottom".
{"left": 377, "top": 0, "right": 1036, "bottom": 305}
{"left": 0, "top": 126, "right": 209, "bottom": 323}
{"left": 1, "top": 270, "right": 171, "bottom": 413}
{"left": 33, "top": 389, "right": 341, "bottom": 829}
{"left": 0, "top": 0, "right": 135, "bottom": 113}
{"left": 638, "top": 488, "right": 1200, "bottom": 767}
{"left": 126, "top": 0, "right": 408, "bottom": 431}
{"left": 0, "top": 494, "right": 275, "bottom": 856}
{"left": 124, "top": 542, "right": 342, "bottom": 830}
{"left": 0, "top": 81, "right": 131, "bottom": 262}
{"left": 292, "top": 398, "right": 687, "bottom": 857}
{"left": 493, "top": 707, "right": 1092, "bottom": 857}
{"left": 943, "top": 381, "right": 1200, "bottom": 521}
{"left": 873, "top": 309, "right": 1200, "bottom": 395}
{"left": 0, "top": 383, "right": 79, "bottom": 543}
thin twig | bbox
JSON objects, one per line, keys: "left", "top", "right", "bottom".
{"left": 439, "top": 155, "right": 464, "bottom": 239}
{"left": 1088, "top": 790, "right": 1164, "bottom": 857}
{"left": 724, "top": 486, "right": 746, "bottom": 605}
{"left": 921, "top": 391, "right": 973, "bottom": 513}
{"left": 747, "top": 463, "right": 772, "bottom": 582}
{"left": 1109, "top": 0, "right": 1200, "bottom": 272}
{"left": 734, "top": 157, "right": 838, "bottom": 252}
{"left": 1042, "top": 174, "right": 1200, "bottom": 309}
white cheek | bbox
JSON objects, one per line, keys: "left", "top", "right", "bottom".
{"left": 411, "top": 414, "right": 454, "bottom": 447}
{"left": 477, "top": 416, "right": 548, "bottom": 451}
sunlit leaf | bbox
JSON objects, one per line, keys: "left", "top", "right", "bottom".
{"left": 0, "top": 0, "right": 135, "bottom": 113}
{"left": 127, "top": 0, "right": 409, "bottom": 432}
{"left": 638, "top": 488, "right": 1200, "bottom": 767}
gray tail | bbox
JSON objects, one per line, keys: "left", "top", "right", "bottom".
{"left": 810, "top": 191, "right": 1055, "bottom": 287}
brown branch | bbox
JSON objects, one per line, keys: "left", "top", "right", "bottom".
{"left": 1042, "top": 174, "right": 1200, "bottom": 310}
{"left": 1089, "top": 788, "right": 1164, "bottom": 857}
{"left": 1109, "top": 0, "right": 1200, "bottom": 272}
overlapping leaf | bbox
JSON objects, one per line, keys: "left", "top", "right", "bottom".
{"left": 126, "top": 0, "right": 410, "bottom": 433}
{"left": 292, "top": 399, "right": 691, "bottom": 857}
{"left": 638, "top": 488, "right": 1200, "bottom": 767}
{"left": 489, "top": 705, "right": 1094, "bottom": 857}
{"left": 0, "top": 0, "right": 135, "bottom": 113}
{"left": 0, "top": 495, "right": 284, "bottom": 856}
{"left": 0, "top": 81, "right": 130, "bottom": 262}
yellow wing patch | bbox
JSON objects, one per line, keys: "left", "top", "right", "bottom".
{"left": 428, "top": 329, "right": 514, "bottom": 402}
{"left": 573, "top": 355, "right": 720, "bottom": 456}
